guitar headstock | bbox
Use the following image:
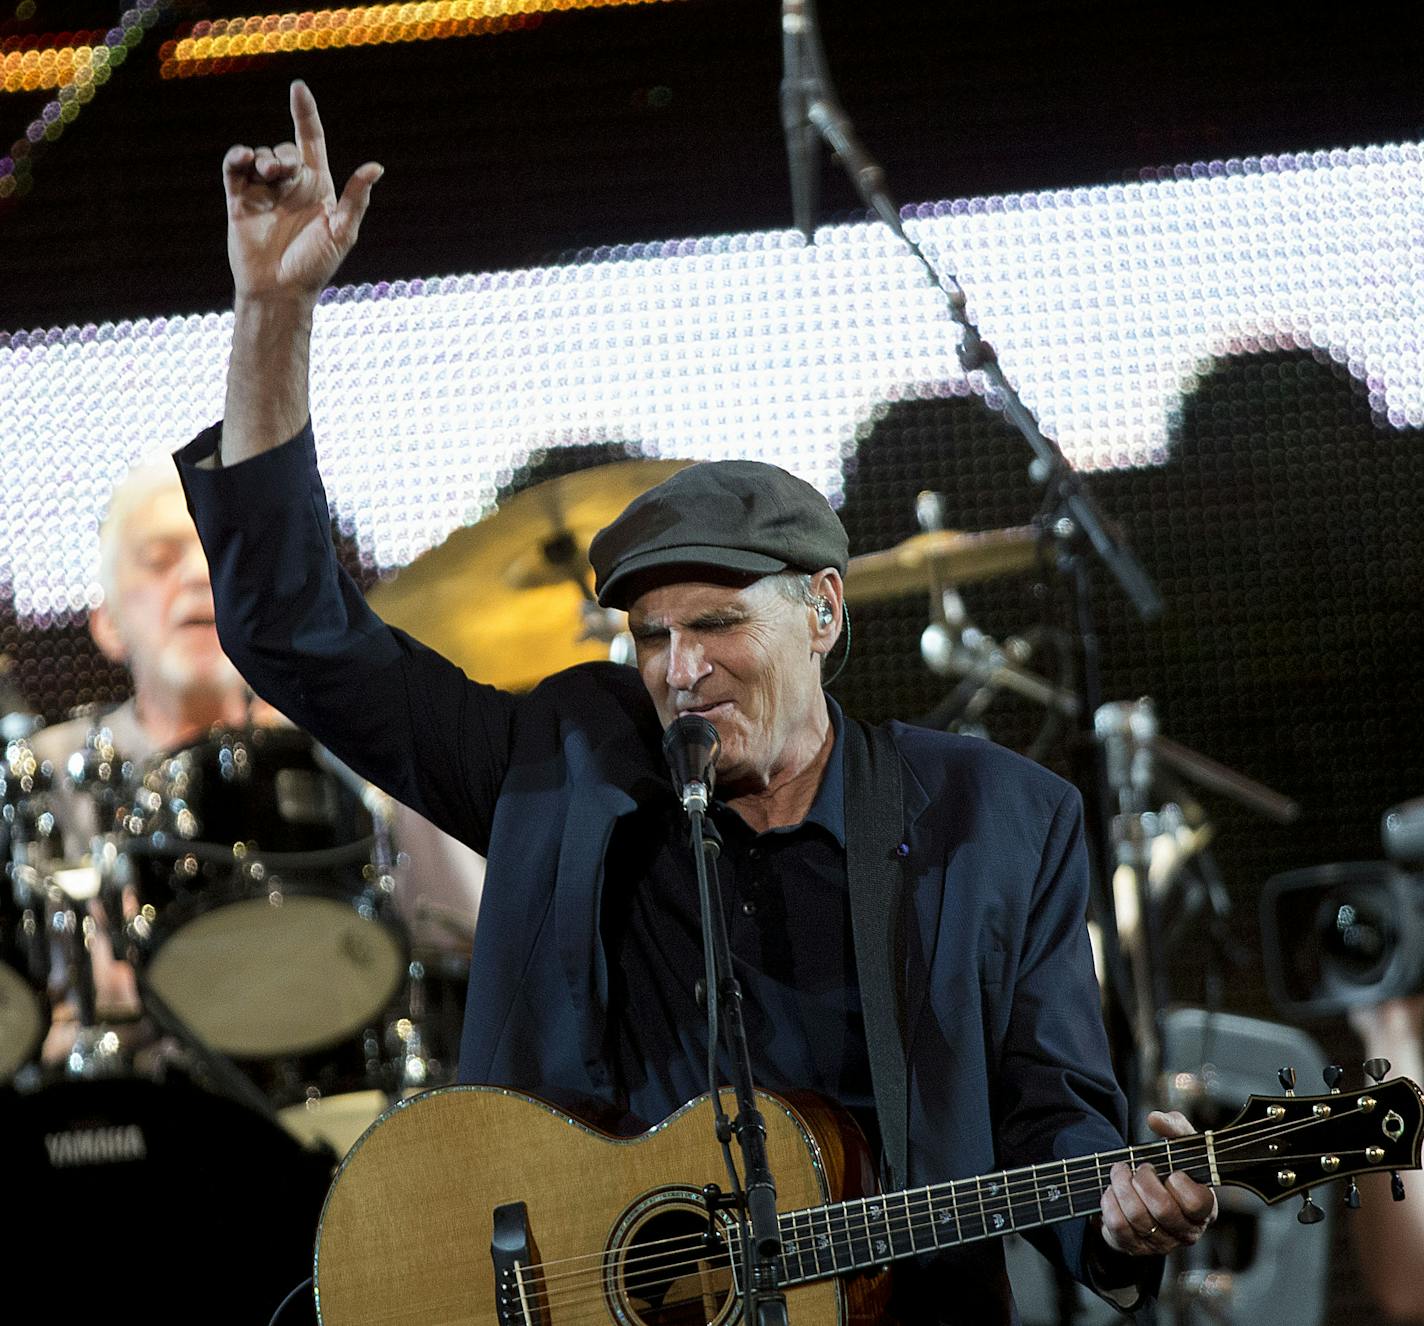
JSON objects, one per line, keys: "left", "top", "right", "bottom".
{"left": 1215, "top": 1075, "right": 1423, "bottom": 1208}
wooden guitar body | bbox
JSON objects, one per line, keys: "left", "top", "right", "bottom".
{"left": 315, "top": 1085, "right": 892, "bottom": 1325}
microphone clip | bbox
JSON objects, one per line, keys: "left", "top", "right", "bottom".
{"left": 681, "top": 780, "right": 711, "bottom": 816}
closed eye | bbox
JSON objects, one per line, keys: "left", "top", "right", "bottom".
{"left": 685, "top": 612, "right": 746, "bottom": 632}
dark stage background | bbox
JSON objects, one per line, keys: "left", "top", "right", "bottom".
{"left": 2, "top": 3, "right": 1421, "bottom": 1322}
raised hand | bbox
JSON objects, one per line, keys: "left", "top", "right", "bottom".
{"left": 1099, "top": 1109, "right": 1218, "bottom": 1256}
{"left": 222, "top": 80, "right": 382, "bottom": 303}
{"left": 219, "top": 81, "right": 382, "bottom": 461}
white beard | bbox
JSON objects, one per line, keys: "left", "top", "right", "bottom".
{"left": 153, "top": 639, "right": 246, "bottom": 702}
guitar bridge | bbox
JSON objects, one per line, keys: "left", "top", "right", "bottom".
{"left": 491, "top": 1201, "right": 547, "bottom": 1325}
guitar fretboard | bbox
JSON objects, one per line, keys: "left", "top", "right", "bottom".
{"left": 774, "top": 1136, "right": 1210, "bottom": 1284}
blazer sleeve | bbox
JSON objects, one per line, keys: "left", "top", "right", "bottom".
{"left": 996, "top": 783, "right": 1164, "bottom": 1314}
{"left": 174, "top": 421, "right": 516, "bottom": 855}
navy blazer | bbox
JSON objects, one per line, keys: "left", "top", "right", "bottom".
{"left": 177, "top": 422, "right": 1154, "bottom": 1322}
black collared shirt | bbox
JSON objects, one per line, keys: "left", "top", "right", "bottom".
{"left": 602, "top": 702, "right": 874, "bottom": 1133}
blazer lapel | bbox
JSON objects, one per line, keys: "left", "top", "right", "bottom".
{"left": 897, "top": 750, "right": 941, "bottom": 1063}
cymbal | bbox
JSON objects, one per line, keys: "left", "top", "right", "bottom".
{"left": 367, "top": 459, "right": 691, "bottom": 691}
{"left": 842, "top": 527, "right": 1041, "bottom": 604}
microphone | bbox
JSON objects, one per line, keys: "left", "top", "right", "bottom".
{"left": 781, "top": 0, "right": 818, "bottom": 241}
{"left": 662, "top": 715, "right": 721, "bottom": 815}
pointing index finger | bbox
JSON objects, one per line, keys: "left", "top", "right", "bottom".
{"left": 290, "top": 79, "right": 331, "bottom": 181}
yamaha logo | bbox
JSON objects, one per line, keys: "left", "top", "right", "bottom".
{"left": 43, "top": 1125, "right": 148, "bottom": 1167}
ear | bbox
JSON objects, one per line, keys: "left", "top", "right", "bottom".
{"left": 808, "top": 569, "right": 844, "bottom": 657}
{"left": 89, "top": 601, "right": 129, "bottom": 665}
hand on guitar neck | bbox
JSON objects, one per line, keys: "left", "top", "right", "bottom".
{"left": 1096, "top": 1108, "right": 1218, "bottom": 1258}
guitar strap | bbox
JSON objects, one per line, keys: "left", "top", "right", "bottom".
{"left": 841, "top": 716, "right": 911, "bottom": 1189}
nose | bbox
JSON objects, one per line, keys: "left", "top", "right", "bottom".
{"left": 665, "top": 630, "right": 711, "bottom": 693}
{"left": 176, "top": 537, "right": 212, "bottom": 590}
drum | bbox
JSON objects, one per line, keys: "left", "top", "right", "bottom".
{"left": 111, "top": 727, "right": 407, "bottom": 1058}
{"left": 0, "top": 736, "right": 52, "bottom": 1080}
{"left": 2, "top": 1072, "right": 332, "bottom": 1323}
{"left": 250, "top": 948, "right": 469, "bottom": 1158}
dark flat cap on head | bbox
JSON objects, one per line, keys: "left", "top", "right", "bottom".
{"left": 590, "top": 459, "right": 849, "bottom": 609}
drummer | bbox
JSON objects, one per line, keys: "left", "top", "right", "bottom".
{"left": 33, "top": 457, "right": 485, "bottom": 1062}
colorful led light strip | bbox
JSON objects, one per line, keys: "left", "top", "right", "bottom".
{"left": 159, "top": 0, "right": 682, "bottom": 79}
{"left": 1, "top": 33, "right": 110, "bottom": 94}
{"left": 0, "top": 1, "right": 168, "bottom": 201}
{"left": 2, "top": 139, "right": 1419, "bottom": 625}
{"left": 0, "top": 0, "right": 675, "bottom": 203}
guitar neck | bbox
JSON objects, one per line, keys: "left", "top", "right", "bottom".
{"left": 776, "top": 1136, "right": 1202, "bottom": 1285}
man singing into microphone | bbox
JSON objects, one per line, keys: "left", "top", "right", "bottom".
{"left": 178, "top": 81, "right": 1214, "bottom": 1322}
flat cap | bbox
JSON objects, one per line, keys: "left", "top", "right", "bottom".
{"left": 590, "top": 459, "right": 848, "bottom": 609}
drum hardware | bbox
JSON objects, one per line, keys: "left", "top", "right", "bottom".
{"left": 920, "top": 616, "right": 1080, "bottom": 720}
{"left": 0, "top": 735, "right": 55, "bottom": 1081}
{"left": 366, "top": 458, "right": 691, "bottom": 691}
{"left": 1095, "top": 698, "right": 1303, "bottom": 1100}
{"left": 0, "top": 866, "right": 49, "bottom": 1081}
{"left": 863, "top": 491, "right": 1074, "bottom": 745}
{"left": 394, "top": 954, "right": 447, "bottom": 1092}
{"left": 32, "top": 856, "right": 144, "bottom": 1081}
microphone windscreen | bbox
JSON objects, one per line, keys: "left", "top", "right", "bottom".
{"left": 662, "top": 714, "right": 721, "bottom": 801}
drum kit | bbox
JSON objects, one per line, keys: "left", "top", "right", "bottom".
{"left": 0, "top": 717, "right": 472, "bottom": 1319}
{"left": 1, "top": 719, "right": 471, "bottom": 1093}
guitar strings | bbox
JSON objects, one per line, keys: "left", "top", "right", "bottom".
{"left": 526, "top": 1121, "right": 1377, "bottom": 1318}
{"left": 511, "top": 1103, "right": 1395, "bottom": 1318}
{"left": 521, "top": 1133, "right": 1386, "bottom": 1326}
{"left": 527, "top": 1101, "right": 1364, "bottom": 1283}
{"left": 521, "top": 1105, "right": 1387, "bottom": 1315}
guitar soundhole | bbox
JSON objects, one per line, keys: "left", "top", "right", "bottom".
{"left": 608, "top": 1191, "right": 737, "bottom": 1326}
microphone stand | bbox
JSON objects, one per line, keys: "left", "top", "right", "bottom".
{"left": 682, "top": 793, "right": 788, "bottom": 1326}
{"left": 782, "top": 0, "right": 1161, "bottom": 1117}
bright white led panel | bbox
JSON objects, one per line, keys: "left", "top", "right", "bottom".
{"left": 1, "top": 140, "right": 1419, "bottom": 624}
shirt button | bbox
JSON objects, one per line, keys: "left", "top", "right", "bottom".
{"left": 747, "top": 846, "right": 764, "bottom": 860}
{"left": 741, "top": 900, "right": 757, "bottom": 916}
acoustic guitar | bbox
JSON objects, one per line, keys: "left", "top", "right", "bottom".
{"left": 313, "top": 1076, "right": 1423, "bottom": 1325}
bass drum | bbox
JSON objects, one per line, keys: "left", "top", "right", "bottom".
{"left": 2, "top": 1073, "right": 333, "bottom": 1323}
{"left": 112, "top": 727, "right": 407, "bottom": 1058}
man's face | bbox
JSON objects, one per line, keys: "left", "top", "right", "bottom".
{"left": 93, "top": 486, "right": 240, "bottom": 697}
{"left": 628, "top": 575, "right": 827, "bottom": 791}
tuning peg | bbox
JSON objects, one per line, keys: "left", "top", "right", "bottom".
{"left": 1344, "top": 1178, "right": 1361, "bottom": 1209}
{"left": 1364, "top": 1058, "right": 1391, "bottom": 1083}
{"left": 1391, "top": 1171, "right": 1406, "bottom": 1202}
{"left": 1278, "top": 1066, "right": 1297, "bottom": 1096}
{"left": 1297, "top": 1192, "right": 1324, "bottom": 1224}
{"left": 1322, "top": 1064, "right": 1344, "bottom": 1093}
